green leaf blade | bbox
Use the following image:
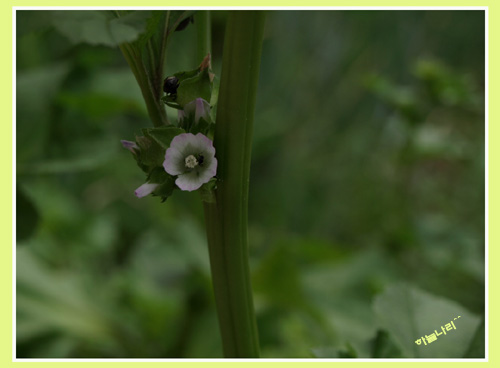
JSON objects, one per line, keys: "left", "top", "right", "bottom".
{"left": 51, "top": 11, "right": 151, "bottom": 47}
{"left": 373, "top": 283, "right": 482, "bottom": 358}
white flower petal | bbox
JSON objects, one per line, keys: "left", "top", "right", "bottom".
{"left": 169, "top": 133, "right": 198, "bottom": 152}
{"left": 175, "top": 171, "right": 205, "bottom": 192}
{"left": 163, "top": 133, "right": 218, "bottom": 191}
{"left": 163, "top": 146, "right": 185, "bottom": 175}
{"left": 194, "top": 132, "right": 215, "bottom": 153}
{"left": 203, "top": 156, "right": 218, "bottom": 178}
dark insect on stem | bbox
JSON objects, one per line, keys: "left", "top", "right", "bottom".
{"left": 175, "top": 15, "right": 194, "bottom": 32}
{"left": 163, "top": 76, "right": 180, "bottom": 95}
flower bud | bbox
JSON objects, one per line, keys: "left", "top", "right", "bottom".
{"left": 134, "top": 182, "right": 159, "bottom": 198}
{"left": 121, "top": 140, "right": 139, "bottom": 155}
{"left": 183, "top": 98, "right": 211, "bottom": 124}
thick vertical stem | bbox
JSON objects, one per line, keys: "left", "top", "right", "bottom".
{"left": 195, "top": 11, "right": 211, "bottom": 62}
{"left": 203, "top": 11, "right": 265, "bottom": 358}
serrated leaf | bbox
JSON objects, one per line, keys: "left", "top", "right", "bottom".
{"left": 373, "top": 283, "right": 481, "bottom": 358}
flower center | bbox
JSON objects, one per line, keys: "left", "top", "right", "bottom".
{"left": 185, "top": 154, "right": 199, "bottom": 169}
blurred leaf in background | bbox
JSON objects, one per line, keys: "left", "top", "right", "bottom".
{"left": 373, "top": 283, "right": 480, "bottom": 358}
{"left": 16, "top": 10, "right": 485, "bottom": 358}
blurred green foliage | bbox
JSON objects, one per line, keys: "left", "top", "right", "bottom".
{"left": 16, "top": 10, "right": 485, "bottom": 358}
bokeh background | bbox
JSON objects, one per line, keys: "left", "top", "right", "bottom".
{"left": 16, "top": 10, "right": 485, "bottom": 358}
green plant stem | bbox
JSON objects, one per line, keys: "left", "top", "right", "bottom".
{"left": 202, "top": 11, "right": 266, "bottom": 358}
{"left": 116, "top": 10, "right": 171, "bottom": 127}
{"left": 195, "top": 11, "right": 211, "bottom": 62}
{"left": 119, "top": 44, "right": 167, "bottom": 128}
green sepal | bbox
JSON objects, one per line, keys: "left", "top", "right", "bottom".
{"left": 148, "top": 167, "right": 176, "bottom": 202}
{"left": 147, "top": 166, "right": 167, "bottom": 183}
{"left": 188, "top": 116, "right": 210, "bottom": 135}
{"left": 175, "top": 67, "right": 212, "bottom": 107}
{"left": 186, "top": 117, "right": 215, "bottom": 139}
{"left": 143, "top": 126, "right": 185, "bottom": 149}
{"left": 133, "top": 126, "right": 185, "bottom": 173}
{"left": 162, "top": 58, "right": 214, "bottom": 109}
{"left": 199, "top": 178, "right": 217, "bottom": 203}
{"left": 135, "top": 135, "right": 164, "bottom": 173}
{"left": 173, "top": 67, "right": 201, "bottom": 84}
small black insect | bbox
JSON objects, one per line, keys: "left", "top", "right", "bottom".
{"left": 197, "top": 154, "right": 204, "bottom": 166}
{"left": 163, "top": 76, "right": 179, "bottom": 95}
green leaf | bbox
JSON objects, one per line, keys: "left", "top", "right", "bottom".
{"left": 110, "top": 11, "right": 152, "bottom": 45}
{"left": 463, "top": 319, "right": 485, "bottom": 358}
{"left": 143, "top": 126, "right": 185, "bottom": 149}
{"left": 51, "top": 11, "right": 151, "bottom": 47}
{"left": 373, "top": 283, "right": 481, "bottom": 358}
{"left": 16, "top": 248, "right": 113, "bottom": 345}
{"left": 135, "top": 10, "right": 164, "bottom": 48}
